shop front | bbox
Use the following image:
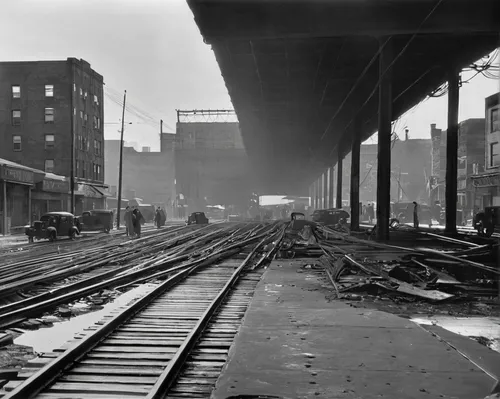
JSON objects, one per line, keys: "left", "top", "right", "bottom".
{"left": 74, "top": 183, "right": 108, "bottom": 215}
{"left": 0, "top": 161, "right": 42, "bottom": 235}
{"left": 471, "top": 172, "right": 500, "bottom": 210}
{"left": 32, "top": 175, "right": 70, "bottom": 220}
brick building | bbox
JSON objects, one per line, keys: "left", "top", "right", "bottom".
{"left": 0, "top": 58, "right": 107, "bottom": 214}
{"left": 471, "top": 92, "right": 500, "bottom": 208}
{"left": 174, "top": 111, "right": 254, "bottom": 216}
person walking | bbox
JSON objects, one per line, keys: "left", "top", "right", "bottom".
{"left": 154, "top": 207, "right": 162, "bottom": 229}
{"left": 413, "top": 201, "right": 419, "bottom": 229}
{"left": 124, "top": 206, "right": 133, "bottom": 237}
{"left": 132, "top": 207, "right": 144, "bottom": 238}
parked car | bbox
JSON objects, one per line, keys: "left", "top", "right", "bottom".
{"left": 78, "top": 209, "right": 114, "bottom": 233}
{"left": 312, "top": 208, "right": 350, "bottom": 225}
{"left": 25, "top": 212, "right": 80, "bottom": 243}
{"left": 186, "top": 212, "right": 209, "bottom": 225}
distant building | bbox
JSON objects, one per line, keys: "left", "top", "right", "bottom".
{"left": 471, "top": 92, "right": 500, "bottom": 208}
{"left": 345, "top": 138, "right": 432, "bottom": 204}
{"left": 457, "top": 118, "right": 485, "bottom": 215}
{"left": 104, "top": 140, "right": 176, "bottom": 216}
{"left": 0, "top": 58, "right": 107, "bottom": 218}
{"left": 174, "top": 110, "right": 253, "bottom": 217}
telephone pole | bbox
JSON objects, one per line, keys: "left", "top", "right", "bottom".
{"left": 116, "top": 90, "right": 127, "bottom": 230}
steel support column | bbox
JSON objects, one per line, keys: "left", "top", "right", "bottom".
{"left": 336, "top": 154, "right": 343, "bottom": 208}
{"left": 445, "top": 68, "right": 460, "bottom": 235}
{"left": 2, "top": 181, "right": 6, "bottom": 236}
{"left": 315, "top": 178, "right": 321, "bottom": 210}
{"left": 323, "top": 171, "right": 328, "bottom": 208}
{"left": 328, "top": 166, "right": 335, "bottom": 208}
{"left": 376, "top": 37, "right": 393, "bottom": 241}
{"left": 309, "top": 184, "right": 314, "bottom": 210}
{"left": 350, "top": 130, "right": 361, "bottom": 231}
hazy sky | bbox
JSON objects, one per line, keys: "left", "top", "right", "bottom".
{"left": 1, "top": 0, "right": 498, "bottom": 151}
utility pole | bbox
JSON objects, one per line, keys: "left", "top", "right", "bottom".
{"left": 70, "top": 63, "right": 76, "bottom": 214}
{"left": 160, "top": 119, "right": 163, "bottom": 151}
{"left": 116, "top": 90, "right": 127, "bottom": 230}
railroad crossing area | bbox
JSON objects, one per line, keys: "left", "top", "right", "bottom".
{"left": 0, "top": 221, "right": 498, "bottom": 398}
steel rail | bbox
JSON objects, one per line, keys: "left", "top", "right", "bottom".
{"left": 3, "top": 241, "right": 247, "bottom": 399}
{"left": 0, "top": 227, "right": 253, "bottom": 329}
{"left": 146, "top": 234, "right": 270, "bottom": 398}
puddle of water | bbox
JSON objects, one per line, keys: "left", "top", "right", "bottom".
{"left": 411, "top": 315, "right": 500, "bottom": 353}
{"left": 15, "top": 283, "right": 158, "bottom": 353}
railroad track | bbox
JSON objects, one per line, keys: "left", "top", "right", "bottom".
{"left": 0, "top": 223, "right": 269, "bottom": 330}
{"left": 2, "top": 225, "right": 281, "bottom": 398}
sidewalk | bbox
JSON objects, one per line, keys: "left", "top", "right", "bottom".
{"left": 212, "top": 260, "right": 497, "bottom": 399}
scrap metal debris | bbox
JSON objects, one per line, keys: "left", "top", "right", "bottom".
{"left": 290, "top": 223, "right": 500, "bottom": 304}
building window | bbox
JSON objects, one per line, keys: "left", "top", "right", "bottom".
{"left": 11, "top": 110, "right": 21, "bottom": 126}
{"left": 13, "top": 135, "right": 22, "bottom": 151}
{"left": 45, "top": 134, "right": 55, "bottom": 148}
{"left": 80, "top": 111, "right": 83, "bottom": 119}
{"left": 491, "top": 142, "right": 499, "bottom": 167}
{"left": 491, "top": 108, "right": 499, "bottom": 133}
{"left": 81, "top": 161, "right": 86, "bottom": 178}
{"left": 93, "top": 94, "right": 99, "bottom": 106}
{"left": 76, "top": 160, "right": 79, "bottom": 177}
{"left": 45, "top": 108, "right": 54, "bottom": 123}
{"left": 12, "top": 85, "right": 21, "bottom": 98}
{"left": 80, "top": 88, "right": 83, "bottom": 96}
{"left": 97, "top": 164, "right": 101, "bottom": 180}
{"left": 83, "top": 113, "right": 88, "bottom": 126}
{"left": 45, "top": 85, "right": 54, "bottom": 97}
{"left": 82, "top": 137, "right": 87, "bottom": 152}
{"left": 73, "top": 83, "right": 76, "bottom": 92}
{"left": 93, "top": 115, "right": 98, "bottom": 129}
{"left": 45, "top": 159, "right": 55, "bottom": 173}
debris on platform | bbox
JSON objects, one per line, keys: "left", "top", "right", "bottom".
{"left": 317, "top": 225, "right": 499, "bottom": 305}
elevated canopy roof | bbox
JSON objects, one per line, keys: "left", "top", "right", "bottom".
{"left": 187, "top": 0, "right": 500, "bottom": 193}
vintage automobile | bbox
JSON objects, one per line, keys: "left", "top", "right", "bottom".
{"left": 78, "top": 209, "right": 114, "bottom": 233}
{"left": 474, "top": 206, "right": 500, "bottom": 237}
{"left": 25, "top": 212, "right": 80, "bottom": 243}
{"left": 312, "top": 208, "right": 350, "bottom": 225}
{"left": 186, "top": 212, "right": 209, "bottom": 225}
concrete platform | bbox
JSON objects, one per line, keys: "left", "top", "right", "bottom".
{"left": 212, "top": 260, "right": 495, "bottom": 399}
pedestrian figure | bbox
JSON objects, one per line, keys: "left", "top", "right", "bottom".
{"left": 413, "top": 201, "right": 419, "bottom": 229}
{"left": 132, "top": 208, "right": 144, "bottom": 238}
{"left": 154, "top": 207, "right": 162, "bottom": 229}
{"left": 124, "top": 206, "right": 134, "bottom": 237}
{"left": 367, "top": 203, "right": 375, "bottom": 224}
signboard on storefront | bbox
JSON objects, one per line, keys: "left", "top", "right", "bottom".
{"left": 42, "top": 179, "right": 70, "bottom": 193}
{"left": 472, "top": 173, "right": 500, "bottom": 188}
{"left": 0, "top": 165, "right": 35, "bottom": 184}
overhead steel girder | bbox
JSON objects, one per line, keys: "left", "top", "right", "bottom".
{"left": 189, "top": 0, "right": 500, "bottom": 42}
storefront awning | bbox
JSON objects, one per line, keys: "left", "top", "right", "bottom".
{"left": 0, "top": 158, "right": 44, "bottom": 185}
{"left": 471, "top": 172, "right": 500, "bottom": 188}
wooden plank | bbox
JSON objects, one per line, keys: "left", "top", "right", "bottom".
{"left": 47, "top": 382, "right": 151, "bottom": 394}
{"left": 92, "top": 346, "right": 178, "bottom": 353}
{"left": 70, "top": 366, "right": 163, "bottom": 376}
{"left": 80, "top": 359, "right": 168, "bottom": 367}
{"left": 36, "top": 393, "right": 145, "bottom": 399}
{"left": 60, "top": 374, "right": 157, "bottom": 384}
{"left": 104, "top": 339, "right": 185, "bottom": 346}
{"left": 86, "top": 353, "right": 172, "bottom": 360}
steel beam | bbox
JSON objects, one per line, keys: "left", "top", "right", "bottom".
{"left": 445, "top": 68, "right": 460, "bottom": 235}
{"left": 328, "top": 165, "right": 335, "bottom": 208}
{"left": 336, "top": 152, "right": 343, "bottom": 209}
{"left": 376, "top": 37, "right": 393, "bottom": 241}
{"left": 350, "top": 126, "right": 361, "bottom": 231}
{"left": 192, "top": 1, "right": 500, "bottom": 42}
